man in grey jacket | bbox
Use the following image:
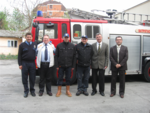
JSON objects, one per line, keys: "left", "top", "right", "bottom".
{"left": 91, "top": 33, "right": 108, "bottom": 96}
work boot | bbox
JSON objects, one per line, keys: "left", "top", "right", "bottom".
{"left": 56, "top": 86, "right": 61, "bottom": 97}
{"left": 66, "top": 85, "right": 72, "bottom": 97}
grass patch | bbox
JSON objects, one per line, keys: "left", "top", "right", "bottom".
{"left": 0, "top": 53, "right": 18, "bottom": 60}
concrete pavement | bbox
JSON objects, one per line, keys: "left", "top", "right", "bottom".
{"left": 0, "top": 60, "right": 150, "bottom": 113}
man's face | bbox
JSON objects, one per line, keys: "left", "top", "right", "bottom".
{"left": 81, "top": 37, "right": 88, "bottom": 45}
{"left": 63, "top": 37, "right": 70, "bottom": 42}
{"left": 96, "top": 35, "right": 102, "bottom": 43}
{"left": 43, "top": 36, "right": 49, "bottom": 44}
{"left": 25, "top": 35, "right": 32, "bottom": 42}
{"left": 116, "top": 37, "right": 122, "bottom": 45}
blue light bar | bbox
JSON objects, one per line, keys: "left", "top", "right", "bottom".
{"left": 37, "top": 11, "right": 43, "bottom": 17}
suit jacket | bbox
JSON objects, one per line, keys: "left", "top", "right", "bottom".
{"left": 110, "top": 45, "right": 128, "bottom": 71}
{"left": 91, "top": 42, "right": 108, "bottom": 69}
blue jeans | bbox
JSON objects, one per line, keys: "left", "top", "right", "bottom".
{"left": 57, "top": 67, "right": 71, "bottom": 85}
{"left": 76, "top": 66, "right": 90, "bottom": 92}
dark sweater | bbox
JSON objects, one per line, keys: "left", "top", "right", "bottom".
{"left": 18, "top": 42, "right": 37, "bottom": 66}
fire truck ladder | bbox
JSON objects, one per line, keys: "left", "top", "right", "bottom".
{"left": 106, "top": 12, "right": 150, "bottom": 25}
{"left": 68, "top": 8, "right": 108, "bottom": 20}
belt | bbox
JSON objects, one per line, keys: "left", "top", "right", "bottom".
{"left": 41, "top": 62, "right": 49, "bottom": 64}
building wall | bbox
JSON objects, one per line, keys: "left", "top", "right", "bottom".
{"left": 37, "top": 4, "right": 65, "bottom": 17}
{"left": 0, "top": 37, "right": 22, "bottom": 55}
{"left": 116, "top": 1, "right": 150, "bottom": 22}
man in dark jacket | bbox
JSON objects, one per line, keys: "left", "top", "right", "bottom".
{"left": 18, "top": 32, "right": 36, "bottom": 98}
{"left": 110, "top": 36, "right": 128, "bottom": 98}
{"left": 76, "top": 35, "right": 93, "bottom": 96}
{"left": 55, "top": 33, "right": 76, "bottom": 97}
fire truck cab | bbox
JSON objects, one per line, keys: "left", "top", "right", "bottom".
{"left": 32, "top": 11, "right": 150, "bottom": 84}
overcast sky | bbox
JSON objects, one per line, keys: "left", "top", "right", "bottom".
{"left": 0, "top": 0, "right": 147, "bottom": 14}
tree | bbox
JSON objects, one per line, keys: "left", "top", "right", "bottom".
{"left": 7, "top": 0, "right": 46, "bottom": 31}
{"left": 9, "top": 8, "right": 27, "bottom": 31}
{"left": 0, "top": 9, "right": 9, "bottom": 30}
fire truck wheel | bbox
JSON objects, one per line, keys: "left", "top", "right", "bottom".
{"left": 52, "top": 65, "right": 77, "bottom": 85}
{"left": 144, "top": 62, "right": 150, "bottom": 82}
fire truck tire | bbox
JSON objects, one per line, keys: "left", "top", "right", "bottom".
{"left": 52, "top": 65, "right": 77, "bottom": 85}
{"left": 144, "top": 62, "right": 150, "bottom": 82}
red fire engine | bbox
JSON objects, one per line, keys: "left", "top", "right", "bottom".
{"left": 32, "top": 10, "right": 150, "bottom": 84}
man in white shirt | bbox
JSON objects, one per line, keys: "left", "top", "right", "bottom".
{"left": 37, "top": 35, "right": 55, "bottom": 96}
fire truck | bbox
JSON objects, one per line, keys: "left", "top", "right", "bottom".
{"left": 32, "top": 10, "right": 150, "bottom": 85}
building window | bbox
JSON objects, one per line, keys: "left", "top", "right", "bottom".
{"left": 50, "top": 5, "right": 53, "bottom": 9}
{"left": 8, "top": 40, "right": 17, "bottom": 47}
{"left": 85, "top": 25, "right": 100, "bottom": 38}
{"left": 49, "top": 12, "right": 52, "bottom": 16}
{"left": 73, "top": 24, "right": 81, "bottom": 38}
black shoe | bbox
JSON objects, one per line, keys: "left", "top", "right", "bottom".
{"left": 39, "top": 92, "right": 43, "bottom": 96}
{"left": 76, "top": 91, "right": 82, "bottom": 96}
{"left": 31, "top": 92, "right": 36, "bottom": 97}
{"left": 100, "top": 92, "right": 105, "bottom": 96}
{"left": 91, "top": 91, "right": 97, "bottom": 96}
{"left": 83, "top": 91, "right": 89, "bottom": 96}
{"left": 47, "top": 92, "right": 53, "bottom": 96}
{"left": 120, "top": 95, "right": 124, "bottom": 98}
{"left": 24, "top": 92, "right": 28, "bottom": 98}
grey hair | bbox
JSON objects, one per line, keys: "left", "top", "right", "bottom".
{"left": 115, "top": 36, "right": 123, "bottom": 40}
{"left": 95, "top": 33, "right": 102, "bottom": 37}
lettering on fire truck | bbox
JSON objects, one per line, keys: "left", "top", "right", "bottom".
{"left": 135, "top": 29, "right": 150, "bottom": 33}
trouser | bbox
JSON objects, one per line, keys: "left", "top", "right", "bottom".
{"left": 92, "top": 68, "right": 105, "bottom": 93}
{"left": 76, "top": 66, "right": 90, "bottom": 92}
{"left": 111, "top": 70, "right": 125, "bottom": 95}
{"left": 57, "top": 67, "right": 71, "bottom": 86}
{"left": 39, "top": 62, "right": 52, "bottom": 93}
{"left": 21, "top": 61, "right": 36, "bottom": 93}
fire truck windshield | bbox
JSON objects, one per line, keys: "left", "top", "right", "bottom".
{"left": 34, "top": 23, "right": 58, "bottom": 43}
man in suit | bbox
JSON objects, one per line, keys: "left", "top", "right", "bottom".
{"left": 91, "top": 33, "right": 108, "bottom": 96}
{"left": 36, "top": 35, "right": 55, "bottom": 96}
{"left": 110, "top": 36, "right": 128, "bottom": 98}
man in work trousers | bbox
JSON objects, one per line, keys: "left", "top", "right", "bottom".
{"left": 37, "top": 35, "right": 55, "bottom": 96}
{"left": 91, "top": 33, "right": 108, "bottom": 96}
{"left": 76, "top": 35, "right": 93, "bottom": 96}
{"left": 110, "top": 36, "right": 128, "bottom": 98}
{"left": 55, "top": 33, "right": 76, "bottom": 97}
{"left": 18, "top": 32, "right": 36, "bottom": 98}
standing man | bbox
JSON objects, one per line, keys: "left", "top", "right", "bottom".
{"left": 76, "top": 35, "right": 93, "bottom": 96}
{"left": 110, "top": 36, "right": 128, "bottom": 98}
{"left": 91, "top": 33, "right": 108, "bottom": 96}
{"left": 55, "top": 33, "right": 76, "bottom": 97}
{"left": 18, "top": 32, "right": 36, "bottom": 98}
{"left": 37, "top": 35, "right": 55, "bottom": 96}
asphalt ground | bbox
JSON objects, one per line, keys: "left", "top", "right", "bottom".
{"left": 0, "top": 60, "right": 150, "bottom": 113}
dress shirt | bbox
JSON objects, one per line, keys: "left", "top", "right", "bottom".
{"left": 25, "top": 41, "right": 32, "bottom": 45}
{"left": 41, "top": 43, "right": 50, "bottom": 62}
{"left": 97, "top": 42, "right": 102, "bottom": 50}
{"left": 117, "top": 45, "right": 121, "bottom": 62}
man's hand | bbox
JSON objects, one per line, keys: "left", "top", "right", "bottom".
{"left": 56, "top": 68, "right": 59, "bottom": 70}
{"left": 104, "top": 66, "right": 107, "bottom": 69}
{"left": 116, "top": 64, "right": 121, "bottom": 68}
{"left": 19, "top": 66, "right": 22, "bottom": 70}
{"left": 118, "top": 64, "right": 121, "bottom": 68}
{"left": 116, "top": 64, "right": 120, "bottom": 68}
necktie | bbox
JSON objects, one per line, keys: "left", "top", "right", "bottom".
{"left": 117, "top": 46, "right": 120, "bottom": 63}
{"left": 45, "top": 44, "right": 48, "bottom": 61}
{"left": 98, "top": 43, "right": 100, "bottom": 53}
